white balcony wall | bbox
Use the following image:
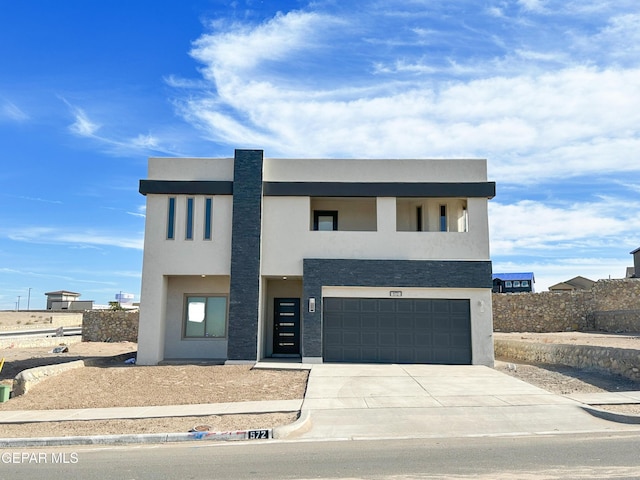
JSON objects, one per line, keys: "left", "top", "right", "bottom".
{"left": 310, "top": 197, "right": 377, "bottom": 231}
{"left": 397, "top": 198, "right": 468, "bottom": 232}
{"left": 261, "top": 196, "right": 490, "bottom": 276}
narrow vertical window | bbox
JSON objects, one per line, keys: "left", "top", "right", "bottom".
{"left": 416, "top": 206, "right": 423, "bottom": 232}
{"left": 204, "top": 198, "right": 212, "bottom": 240}
{"left": 439, "top": 205, "right": 447, "bottom": 232}
{"left": 185, "top": 197, "right": 194, "bottom": 240}
{"left": 463, "top": 205, "right": 469, "bottom": 232}
{"left": 167, "top": 197, "right": 176, "bottom": 240}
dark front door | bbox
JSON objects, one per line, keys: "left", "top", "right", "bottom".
{"left": 273, "top": 298, "right": 301, "bottom": 355}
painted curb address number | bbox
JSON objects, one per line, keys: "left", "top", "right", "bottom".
{"left": 247, "top": 429, "right": 270, "bottom": 440}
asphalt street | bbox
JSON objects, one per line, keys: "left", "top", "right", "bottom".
{"left": 2, "top": 432, "right": 640, "bottom": 480}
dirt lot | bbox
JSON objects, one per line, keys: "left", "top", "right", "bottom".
{"left": 495, "top": 332, "right": 640, "bottom": 416}
{"left": 0, "top": 341, "right": 306, "bottom": 438}
{"left": 1, "top": 332, "right": 640, "bottom": 438}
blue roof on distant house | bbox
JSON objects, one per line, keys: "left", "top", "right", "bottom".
{"left": 492, "top": 273, "right": 535, "bottom": 282}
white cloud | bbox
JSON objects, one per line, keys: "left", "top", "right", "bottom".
{"left": 174, "top": 6, "right": 640, "bottom": 184}
{"left": 192, "top": 10, "right": 342, "bottom": 74}
{"left": 126, "top": 205, "right": 146, "bottom": 218}
{"left": 67, "top": 105, "right": 101, "bottom": 137}
{"left": 4, "top": 226, "right": 143, "bottom": 250}
{"left": 1, "top": 100, "right": 29, "bottom": 122}
{"left": 517, "top": 0, "right": 547, "bottom": 13}
{"left": 489, "top": 197, "right": 640, "bottom": 256}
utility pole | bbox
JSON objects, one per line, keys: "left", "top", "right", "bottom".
{"left": 27, "top": 288, "right": 31, "bottom": 311}
{"left": 17, "top": 296, "right": 21, "bottom": 311}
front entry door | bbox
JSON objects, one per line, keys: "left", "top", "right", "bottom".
{"left": 273, "top": 298, "right": 301, "bottom": 355}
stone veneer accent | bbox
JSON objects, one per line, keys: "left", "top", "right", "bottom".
{"left": 227, "top": 149, "right": 264, "bottom": 360}
{"left": 493, "top": 278, "right": 640, "bottom": 333}
{"left": 82, "top": 310, "right": 139, "bottom": 343}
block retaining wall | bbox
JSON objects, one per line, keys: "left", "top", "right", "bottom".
{"left": 495, "top": 339, "right": 640, "bottom": 382}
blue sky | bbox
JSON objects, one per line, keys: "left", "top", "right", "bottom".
{"left": 1, "top": 0, "right": 639, "bottom": 309}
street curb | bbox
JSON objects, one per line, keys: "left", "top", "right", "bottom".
{"left": 272, "top": 409, "right": 311, "bottom": 439}
{"left": 581, "top": 406, "right": 640, "bottom": 424}
{"left": 0, "top": 428, "right": 275, "bottom": 448}
{"left": 0, "top": 412, "right": 307, "bottom": 447}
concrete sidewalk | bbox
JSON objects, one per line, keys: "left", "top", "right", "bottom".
{"left": 0, "top": 399, "right": 302, "bottom": 423}
{"left": 1, "top": 363, "right": 640, "bottom": 443}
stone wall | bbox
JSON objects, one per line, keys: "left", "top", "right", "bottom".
{"left": 495, "top": 339, "right": 640, "bottom": 382}
{"left": 492, "top": 290, "right": 590, "bottom": 332}
{"left": 493, "top": 278, "right": 640, "bottom": 333}
{"left": 589, "top": 310, "right": 640, "bottom": 333}
{"left": 82, "top": 310, "right": 139, "bottom": 343}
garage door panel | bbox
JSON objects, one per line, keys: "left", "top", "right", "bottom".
{"left": 342, "top": 298, "right": 362, "bottom": 312}
{"left": 360, "top": 316, "right": 377, "bottom": 330}
{"left": 323, "top": 312, "right": 343, "bottom": 329}
{"left": 323, "top": 298, "right": 471, "bottom": 364}
{"left": 379, "top": 332, "right": 396, "bottom": 346}
{"left": 414, "top": 333, "right": 433, "bottom": 346}
{"left": 362, "top": 332, "right": 377, "bottom": 345}
{"left": 342, "top": 314, "right": 361, "bottom": 329}
{"left": 360, "top": 299, "right": 378, "bottom": 312}
{"left": 378, "top": 348, "right": 396, "bottom": 362}
{"left": 397, "top": 333, "right": 414, "bottom": 347}
{"left": 396, "top": 314, "right": 414, "bottom": 330}
{"left": 414, "top": 299, "right": 432, "bottom": 313}
{"left": 379, "top": 317, "right": 396, "bottom": 330}
{"left": 378, "top": 299, "right": 396, "bottom": 312}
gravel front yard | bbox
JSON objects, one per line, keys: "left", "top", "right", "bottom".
{"left": 2, "top": 333, "right": 640, "bottom": 438}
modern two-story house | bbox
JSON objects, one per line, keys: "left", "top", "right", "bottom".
{"left": 137, "top": 150, "right": 496, "bottom": 366}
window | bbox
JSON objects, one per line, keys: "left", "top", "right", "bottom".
{"left": 505, "top": 281, "right": 512, "bottom": 288}
{"left": 313, "top": 210, "right": 338, "bottom": 231}
{"left": 416, "top": 206, "right": 423, "bottom": 232}
{"left": 167, "top": 197, "right": 176, "bottom": 240}
{"left": 439, "top": 205, "right": 447, "bottom": 232}
{"left": 521, "top": 280, "right": 529, "bottom": 287}
{"left": 184, "top": 296, "right": 227, "bottom": 338}
{"left": 185, "top": 197, "right": 194, "bottom": 240}
{"left": 204, "top": 198, "right": 213, "bottom": 240}
{"left": 513, "top": 281, "right": 521, "bottom": 287}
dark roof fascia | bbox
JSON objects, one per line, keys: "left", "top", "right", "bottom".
{"left": 139, "top": 180, "right": 497, "bottom": 198}
{"left": 139, "top": 180, "right": 233, "bottom": 196}
{"left": 631, "top": 247, "right": 640, "bottom": 254}
{"left": 263, "top": 181, "right": 496, "bottom": 198}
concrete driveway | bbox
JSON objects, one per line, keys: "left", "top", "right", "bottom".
{"left": 294, "top": 364, "right": 640, "bottom": 440}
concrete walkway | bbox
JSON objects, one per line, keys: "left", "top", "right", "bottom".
{"left": 1, "top": 363, "right": 640, "bottom": 441}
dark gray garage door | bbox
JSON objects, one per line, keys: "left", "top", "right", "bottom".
{"left": 323, "top": 298, "right": 471, "bottom": 364}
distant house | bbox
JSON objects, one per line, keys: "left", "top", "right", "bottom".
{"left": 45, "top": 290, "right": 94, "bottom": 311}
{"left": 492, "top": 273, "right": 534, "bottom": 293}
{"left": 628, "top": 247, "right": 640, "bottom": 278}
{"left": 548, "top": 276, "right": 596, "bottom": 292}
